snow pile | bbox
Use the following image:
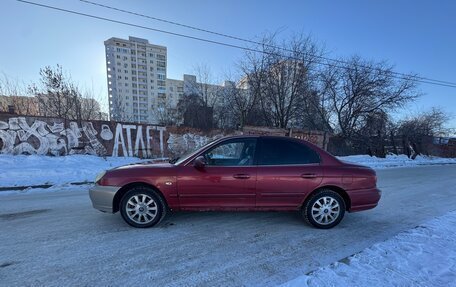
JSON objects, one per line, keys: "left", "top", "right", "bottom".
{"left": 281, "top": 211, "right": 456, "bottom": 287}
{"left": 339, "top": 154, "right": 456, "bottom": 169}
{"left": 0, "top": 154, "right": 148, "bottom": 187}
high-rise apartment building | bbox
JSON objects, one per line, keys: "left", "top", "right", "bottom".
{"left": 105, "top": 36, "right": 231, "bottom": 125}
{"left": 104, "top": 36, "right": 167, "bottom": 124}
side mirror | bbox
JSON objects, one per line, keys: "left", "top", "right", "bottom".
{"left": 193, "top": 156, "right": 206, "bottom": 169}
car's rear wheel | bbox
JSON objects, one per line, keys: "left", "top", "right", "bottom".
{"left": 302, "top": 189, "right": 345, "bottom": 229}
{"left": 120, "top": 187, "right": 166, "bottom": 228}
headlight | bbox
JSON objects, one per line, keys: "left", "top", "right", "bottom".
{"left": 95, "top": 171, "right": 106, "bottom": 184}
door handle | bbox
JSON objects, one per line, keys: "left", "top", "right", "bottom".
{"left": 301, "top": 173, "right": 317, "bottom": 179}
{"left": 233, "top": 174, "right": 251, "bottom": 179}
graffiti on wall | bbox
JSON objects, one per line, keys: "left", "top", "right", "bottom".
{"left": 0, "top": 117, "right": 166, "bottom": 157}
{"left": 112, "top": 123, "right": 166, "bottom": 157}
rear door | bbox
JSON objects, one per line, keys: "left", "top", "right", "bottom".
{"left": 255, "top": 137, "right": 323, "bottom": 208}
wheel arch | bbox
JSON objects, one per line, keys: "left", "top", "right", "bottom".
{"left": 302, "top": 185, "right": 351, "bottom": 211}
{"left": 112, "top": 182, "right": 168, "bottom": 213}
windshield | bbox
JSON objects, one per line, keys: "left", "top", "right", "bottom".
{"left": 171, "top": 139, "right": 218, "bottom": 165}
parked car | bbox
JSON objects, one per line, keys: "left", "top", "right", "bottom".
{"left": 89, "top": 135, "right": 381, "bottom": 229}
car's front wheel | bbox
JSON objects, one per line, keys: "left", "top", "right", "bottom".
{"left": 302, "top": 189, "right": 345, "bottom": 229}
{"left": 120, "top": 187, "right": 166, "bottom": 228}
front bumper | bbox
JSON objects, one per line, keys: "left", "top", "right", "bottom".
{"left": 89, "top": 185, "right": 121, "bottom": 213}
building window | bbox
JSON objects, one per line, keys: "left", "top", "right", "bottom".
{"left": 157, "top": 61, "right": 166, "bottom": 68}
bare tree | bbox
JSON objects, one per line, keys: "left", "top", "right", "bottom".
{"left": 321, "top": 56, "right": 419, "bottom": 139}
{"left": 29, "top": 65, "right": 103, "bottom": 121}
{"left": 177, "top": 93, "right": 213, "bottom": 129}
{"left": 239, "top": 33, "right": 323, "bottom": 128}
{"left": 296, "top": 89, "right": 333, "bottom": 132}
{"left": 78, "top": 83, "right": 106, "bottom": 121}
{"left": 398, "top": 107, "right": 450, "bottom": 138}
{"left": 187, "top": 64, "right": 221, "bottom": 108}
{"left": 0, "top": 74, "right": 38, "bottom": 115}
{"left": 156, "top": 101, "right": 178, "bottom": 126}
{"left": 29, "top": 65, "right": 76, "bottom": 119}
{"left": 393, "top": 107, "right": 450, "bottom": 157}
{"left": 220, "top": 76, "right": 257, "bottom": 129}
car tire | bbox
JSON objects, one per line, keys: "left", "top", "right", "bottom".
{"left": 120, "top": 186, "right": 167, "bottom": 228}
{"left": 302, "top": 189, "right": 345, "bottom": 229}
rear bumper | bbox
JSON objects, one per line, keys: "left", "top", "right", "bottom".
{"left": 348, "top": 187, "right": 382, "bottom": 212}
{"left": 89, "top": 185, "right": 121, "bottom": 213}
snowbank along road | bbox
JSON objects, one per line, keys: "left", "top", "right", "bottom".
{"left": 1, "top": 165, "right": 455, "bottom": 286}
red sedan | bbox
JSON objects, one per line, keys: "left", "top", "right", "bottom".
{"left": 89, "top": 135, "right": 381, "bottom": 229}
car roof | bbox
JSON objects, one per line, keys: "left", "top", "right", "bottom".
{"left": 219, "top": 134, "right": 292, "bottom": 140}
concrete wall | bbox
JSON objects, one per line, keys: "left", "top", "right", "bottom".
{"left": 0, "top": 114, "right": 327, "bottom": 158}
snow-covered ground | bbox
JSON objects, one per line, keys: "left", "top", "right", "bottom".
{"left": 1, "top": 165, "right": 456, "bottom": 286}
{"left": 282, "top": 210, "right": 456, "bottom": 287}
{"left": 341, "top": 154, "right": 456, "bottom": 169}
{"left": 0, "top": 154, "right": 148, "bottom": 187}
{"left": 0, "top": 153, "right": 455, "bottom": 188}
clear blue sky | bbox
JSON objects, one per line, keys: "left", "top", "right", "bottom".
{"left": 1, "top": 0, "right": 455, "bottom": 127}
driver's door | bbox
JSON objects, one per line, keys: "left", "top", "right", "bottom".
{"left": 177, "top": 138, "right": 257, "bottom": 209}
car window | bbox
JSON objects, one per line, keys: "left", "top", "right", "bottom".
{"left": 203, "top": 139, "right": 256, "bottom": 166}
{"left": 258, "top": 138, "right": 320, "bottom": 165}
{"left": 173, "top": 139, "right": 217, "bottom": 165}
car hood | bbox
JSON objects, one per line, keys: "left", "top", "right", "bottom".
{"left": 113, "top": 161, "right": 175, "bottom": 170}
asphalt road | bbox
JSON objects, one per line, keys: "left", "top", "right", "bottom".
{"left": 1, "top": 165, "right": 455, "bottom": 286}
